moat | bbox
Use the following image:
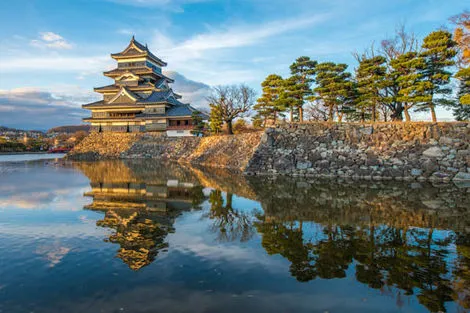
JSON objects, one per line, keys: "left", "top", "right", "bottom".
{"left": 1, "top": 156, "right": 470, "bottom": 313}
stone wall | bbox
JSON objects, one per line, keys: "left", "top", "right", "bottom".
{"left": 245, "top": 122, "right": 470, "bottom": 182}
{"left": 69, "top": 122, "right": 470, "bottom": 181}
{"left": 68, "top": 132, "right": 143, "bottom": 160}
{"left": 68, "top": 132, "right": 263, "bottom": 171}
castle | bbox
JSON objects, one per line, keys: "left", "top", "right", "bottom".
{"left": 82, "top": 36, "right": 206, "bottom": 136}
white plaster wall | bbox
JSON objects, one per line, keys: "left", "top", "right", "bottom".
{"left": 166, "top": 130, "right": 193, "bottom": 137}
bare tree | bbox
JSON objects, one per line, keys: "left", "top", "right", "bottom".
{"left": 207, "top": 84, "right": 256, "bottom": 135}
{"left": 304, "top": 101, "right": 329, "bottom": 121}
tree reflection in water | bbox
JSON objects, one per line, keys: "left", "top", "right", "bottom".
{"left": 206, "top": 190, "right": 255, "bottom": 243}
{"left": 74, "top": 159, "right": 470, "bottom": 312}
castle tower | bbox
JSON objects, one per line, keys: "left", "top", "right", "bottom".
{"left": 82, "top": 36, "right": 206, "bottom": 136}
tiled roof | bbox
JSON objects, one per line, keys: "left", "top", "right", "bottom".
{"left": 104, "top": 67, "right": 156, "bottom": 76}
{"left": 82, "top": 100, "right": 104, "bottom": 108}
{"left": 138, "top": 90, "right": 181, "bottom": 104}
{"left": 166, "top": 105, "right": 208, "bottom": 118}
{"left": 94, "top": 83, "right": 155, "bottom": 92}
{"left": 135, "top": 104, "right": 207, "bottom": 118}
{"left": 82, "top": 100, "right": 143, "bottom": 108}
{"left": 111, "top": 37, "right": 167, "bottom": 66}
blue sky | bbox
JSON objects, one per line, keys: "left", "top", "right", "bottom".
{"left": 0, "top": 0, "right": 467, "bottom": 130}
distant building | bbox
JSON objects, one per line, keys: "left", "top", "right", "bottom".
{"left": 83, "top": 36, "right": 206, "bottom": 136}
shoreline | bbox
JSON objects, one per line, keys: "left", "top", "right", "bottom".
{"left": 0, "top": 151, "right": 52, "bottom": 155}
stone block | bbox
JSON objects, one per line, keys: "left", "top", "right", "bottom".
{"left": 423, "top": 147, "right": 445, "bottom": 158}
{"left": 453, "top": 172, "right": 470, "bottom": 181}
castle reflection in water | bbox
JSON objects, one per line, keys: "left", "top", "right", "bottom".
{"left": 75, "top": 159, "right": 470, "bottom": 312}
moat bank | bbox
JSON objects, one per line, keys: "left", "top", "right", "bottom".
{"left": 68, "top": 122, "right": 470, "bottom": 182}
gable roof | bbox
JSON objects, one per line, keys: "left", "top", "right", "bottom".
{"left": 111, "top": 36, "right": 167, "bottom": 66}
{"left": 108, "top": 87, "right": 140, "bottom": 104}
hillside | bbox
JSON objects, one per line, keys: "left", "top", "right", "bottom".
{"left": 47, "top": 125, "right": 90, "bottom": 134}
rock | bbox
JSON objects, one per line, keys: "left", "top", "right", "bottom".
{"left": 410, "top": 168, "right": 422, "bottom": 176}
{"left": 422, "top": 200, "right": 444, "bottom": 210}
{"left": 432, "top": 172, "right": 450, "bottom": 179}
{"left": 439, "top": 136, "right": 453, "bottom": 145}
{"left": 296, "top": 161, "right": 312, "bottom": 170}
{"left": 453, "top": 172, "right": 470, "bottom": 181}
{"left": 422, "top": 147, "right": 445, "bottom": 158}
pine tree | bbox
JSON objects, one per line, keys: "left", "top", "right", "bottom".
{"left": 254, "top": 74, "right": 287, "bottom": 126}
{"left": 190, "top": 111, "right": 205, "bottom": 136}
{"left": 355, "top": 55, "right": 387, "bottom": 122}
{"left": 419, "top": 30, "right": 457, "bottom": 122}
{"left": 390, "top": 52, "right": 430, "bottom": 121}
{"left": 454, "top": 67, "right": 470, "bottom": 120}
{"left": 313, "top": 62, "right": 353, "bottom": 122}
{"left": 282, "top": 76, "right": 303, "bottom": 122}
{"left": 289, "top": 56, "right": 317, "bottom": 122}
{"left": 380, "top": 26, "right": 420, "bottom": 121}
{"left": 208, "top": 103, "right": 223, "bottom": 134}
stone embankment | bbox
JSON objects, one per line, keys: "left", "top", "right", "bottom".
{"left": 68, "top": 122, "right": 470, "bottom": 182}
{"left": 245, "top": 122, "right": 470, "bottom": 182}
{"left": 68, "top": 131, "right": 263, "bottom": 171}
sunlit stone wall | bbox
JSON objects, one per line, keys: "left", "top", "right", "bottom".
{"left": 246, "top": 122, "right": 470, "bottom": 182}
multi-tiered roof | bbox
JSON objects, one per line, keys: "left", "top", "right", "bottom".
{"left": 83, "top": 36, "right": 197, "bottom": 117}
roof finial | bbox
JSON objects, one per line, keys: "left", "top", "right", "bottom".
{"left": 131, "top": 35, "right": 135, "bottom": 41}
{"left": 145, "top": 43, "right": 148, "bottom": 50}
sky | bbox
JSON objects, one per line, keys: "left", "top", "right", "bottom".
{"left": 0, "top": 0, "right": 467, "bottom": 130}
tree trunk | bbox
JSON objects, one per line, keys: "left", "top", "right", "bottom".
{"left": 328, "top": 105, "right": 334, "bottom": 122}
{"left": 391, "top": 104, "right": 404, "bottom": 121}
{"left": 290, "top": 109, "right": 294, "bottom": 123}
{"left": 298, "top": 106, "right": 303, "bottom": 123}
{"left": 404, "top": 107, "right": 411, "bottom": 122}
{"left": 430, "top": 105, "right": 437, "bottom": 122}
{"left": 337, "top": 109, "right": 343, "bottom": 123}
{"left": 227, "top": 120, "right": 233, "bottom": 135}
{"left": 273, "top": 111, "right": 277, "bottom": 126}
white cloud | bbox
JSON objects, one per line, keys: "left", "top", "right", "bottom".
{"left": 40, "top": 31, "right": 65, "bottom": 42}
{"left": 30, "top": 32, "right": 73, "bottom": 50}
{"left": 154, "top": 14, "right": 330, "bottom": 62}
{"left": 147, "top": 14, "right": 330, "bottom": 84}
{"left": 0, "top": 55, "right": 112, "bottom": 74}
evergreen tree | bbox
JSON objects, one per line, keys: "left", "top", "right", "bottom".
{"left": 208, "top": 103, "right": 223, "bottom": 134}
{"left": 313, "top": 62, "right": 353, "bottom": 122}
{"left": 418, "top": 30, "right": 457, "bottom": 122}
{"left": 380, "top": 26, "right": 420, "bottom": 121}
{"left": 289, "top": 56, "right": 317, "bottom": 122}
{"left": 454, "top": 67, "right": 470, "bottom": 120}
{"left": 254, "top": 74, "right": 287, "bottom": 126}
{"left": 282, "top": 76, "right": 304, "bottom": 122}
{"left": 190, "top": 111, "right": 205, "bottom": 136}
{"left": 355, "top": 55, "right": 387, "bottom": 122}
{"left": 390, "top": 52, "right": 430, "bottom": 121}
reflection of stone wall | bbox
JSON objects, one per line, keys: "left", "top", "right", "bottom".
{"left": 247, "top": 176, "right": 470, "bottom": 232}
{"left": 246, "top": 122, "right": 470, "bottom": 182}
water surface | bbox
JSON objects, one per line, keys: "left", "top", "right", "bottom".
{"left": 0, "top": 153, "right": 65, "bottom": 163}
{"left": 1, "top": 157, "right": 470, "bottom": 313}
